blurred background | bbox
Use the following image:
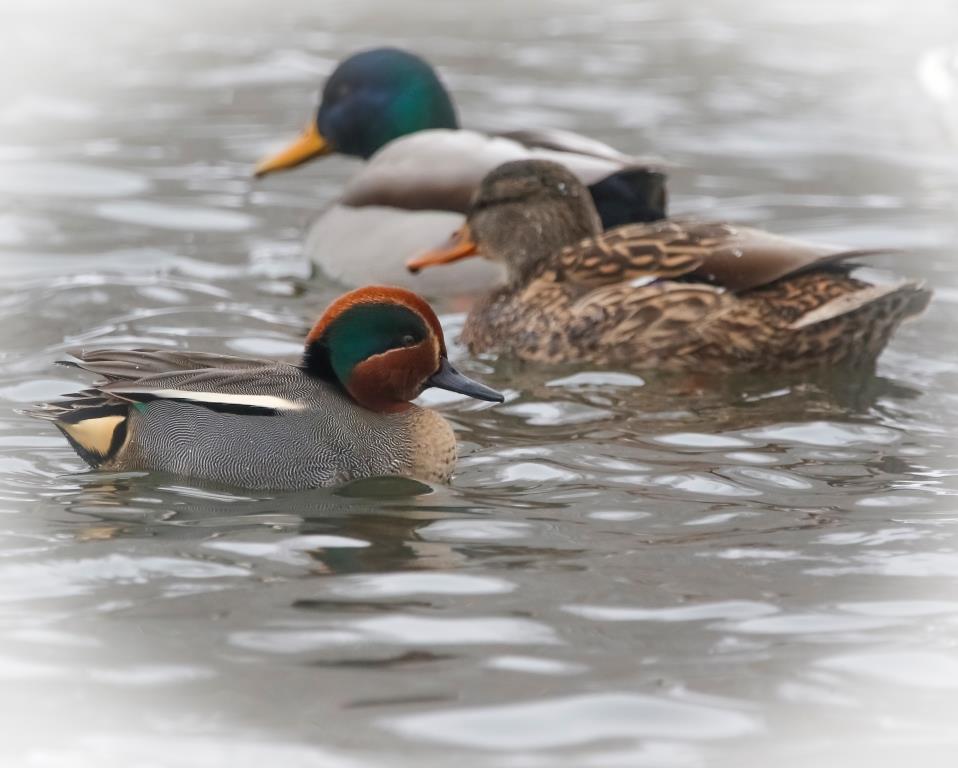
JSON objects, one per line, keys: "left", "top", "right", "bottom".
{"left": 1, "top": 0, "right": 957, "bottom": 766}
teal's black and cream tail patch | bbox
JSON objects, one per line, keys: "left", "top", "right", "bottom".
{"left": 29, "top": 396, "right": 130, "bottom": 468}
{"left": 29, "top": 348, "right": 301, "bottom": 469}
{"left": 56, "top": 405, "right": 129, "bottom": 467}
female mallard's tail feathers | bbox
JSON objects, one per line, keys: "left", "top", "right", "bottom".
{"left": 780, "top": 280, "right": 932, "bottom": 367}
{"left": 789, "top": 280, "right": 931, "bottom": 331}
{"left": 32, "top": 399, "right": 130, "bottom": 468}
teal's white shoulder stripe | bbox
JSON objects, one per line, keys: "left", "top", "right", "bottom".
{"left": 111, "top": 388, "right": 306, "bottom": 411}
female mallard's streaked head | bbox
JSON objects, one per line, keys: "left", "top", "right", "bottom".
{"left": 407, "top": 160, "right": 602, "bottom": 284}
{"left": 255, "top": 48, "right": 458, "bottom": 176}
{"left": 303, "top": 286, "right": 501, "bottom": 412}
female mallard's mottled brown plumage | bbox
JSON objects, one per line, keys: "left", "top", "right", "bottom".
{"left": 406, "top": 160, "right": 931, "bottom": 373}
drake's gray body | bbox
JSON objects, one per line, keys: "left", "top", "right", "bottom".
{"left": 36, "top": 350, "right": 456, "bottom": 490}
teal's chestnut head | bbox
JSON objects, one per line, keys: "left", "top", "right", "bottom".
{"left": 303, "top": 285, "right": 502, "bottom": 412}
{"left": 255, "top": 47, "right": 458, "bottom": 176}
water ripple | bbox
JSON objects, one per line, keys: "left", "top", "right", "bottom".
{"left": 0, "top": 0, "right": 956, "bottom": 764}
{"left": 383, "top": 692, "right": 760, "bottom": 749}
{"left": 564, "top": 600, "right": 778, "bottom": 623}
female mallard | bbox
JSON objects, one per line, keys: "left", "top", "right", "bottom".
{"left": 254, "top": 47, "right": 665, "bottom": 295}
{"left": 33, "top": 287, "right": 502, "bottom": 489}
{"left": 406, "top": 160, "right": 931, "bottom": 372}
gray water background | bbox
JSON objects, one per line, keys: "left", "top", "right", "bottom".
{"left": 1, "top": 0, "right": 958, "bottom": 765}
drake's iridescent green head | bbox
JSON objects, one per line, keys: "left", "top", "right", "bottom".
{"left": 303, "top": 286, "right": 502, "bottom": 412}
{"left": 318, "top": 48, "right": 458, "bottom": 158}
{"left": 255, "top": 48, "right": 458, "bottom": 176}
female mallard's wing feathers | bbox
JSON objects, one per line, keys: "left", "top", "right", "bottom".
{"left": 552, "top": 219, "right": 899, "bottom": 292}
{"left": 567, "top": 282, "right": 731, "bottom": 364}
{"left": 684, "top": 222, "right": 898, "bottom": 292}
{"left": 554, "top": 221, "right": 708, "bottom": 286}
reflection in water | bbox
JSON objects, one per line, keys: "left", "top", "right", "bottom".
{"left": 383, "top": 692, "right": 760, "bottom": 749}
{"left": 1, "top": 0, "right": 957, "bottom": 765}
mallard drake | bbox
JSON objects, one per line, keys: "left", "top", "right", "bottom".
{"left": 32, "top": 287, "right": 503, "bottom": 489}
{"left": 254, "top": 47, "right": 665, "bottom": 295}
{"left": 406, "top": 160, "right": 931, "bottom": 372}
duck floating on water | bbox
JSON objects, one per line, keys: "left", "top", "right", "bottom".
{"left": 407, "top": 159, "right": 931, "bottom": 373}
{"left": 254, "top": 47, "right": 665, "bottom": 295}
{"left": 32, "top": 287, "right": 502, "bottom": 490}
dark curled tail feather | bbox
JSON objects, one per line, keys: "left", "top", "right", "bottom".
{"left": 588, "top": 169, "right": 668, "bottom": 229}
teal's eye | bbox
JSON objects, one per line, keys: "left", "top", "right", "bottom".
{"left": 401, "top": 334, "right": 416, "bottom": 347}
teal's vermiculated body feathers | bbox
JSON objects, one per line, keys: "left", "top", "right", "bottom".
{"left": 33, "top": 287, "right": 503, "bottom": 490}
{"left": 34, "top": 350, "right": 453, "bottom": 489}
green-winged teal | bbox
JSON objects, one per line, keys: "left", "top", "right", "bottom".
{"left": 34, "top": 286, "right": 503, "bottom": 489}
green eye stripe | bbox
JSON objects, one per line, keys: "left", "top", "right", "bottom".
{"left": 322, "top": 304, "right": 427, "bottom": 384}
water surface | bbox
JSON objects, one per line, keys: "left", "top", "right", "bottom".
{"left": 1, "top": 0, "right": 958, "bottom": 766}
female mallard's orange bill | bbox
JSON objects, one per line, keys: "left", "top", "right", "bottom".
{"left": 254, "top": 121, "right": 331, "bottom": 178}
{"left": 406, "top": 225, "right": 478, "bottom": 273}
{"left": 427, "top": 358, "right": 503, "bottom": 402}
